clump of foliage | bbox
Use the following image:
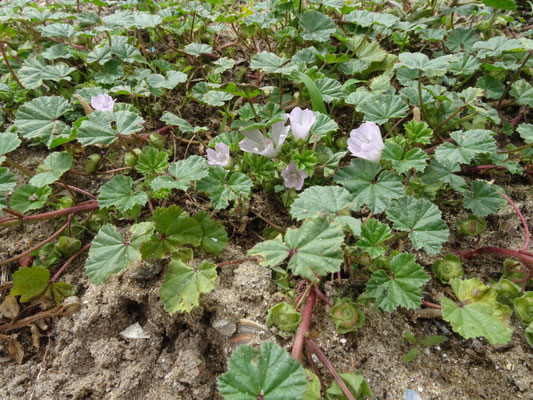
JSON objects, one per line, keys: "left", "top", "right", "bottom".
{"left": 0, "top": 0, "right": 532, "bottom": 396}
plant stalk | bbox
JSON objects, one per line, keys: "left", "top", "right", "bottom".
{"left": 291, "top": 285, "right": 317, "bottom": 362}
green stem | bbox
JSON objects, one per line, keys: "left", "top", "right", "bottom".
{"left": 0, "top": 41, "right": 25, "bottom": 89}
{"left": 418, "top": 70, "right": 430, "bottom": 127}
{"left": 497, "top": 50, "right": 533, "bottom": 112}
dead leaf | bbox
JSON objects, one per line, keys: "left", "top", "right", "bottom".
{"left": 0, "top": 297, "right": 19, "bottom": 320}
{"left": 8, "top": 338, "right": 24, "bottom": 364}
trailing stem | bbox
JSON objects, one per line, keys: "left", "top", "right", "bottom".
{"left": 50, "top": 242, "right": 92, "bottom": 283}
{"left": 0, "top": 215, "right": 72, "bottom": 267}
{"left": 305, "top": 338, "right": 356, "bottom": 400}
{"left": 291, "top": 285, "right": 317, "bottom": 362}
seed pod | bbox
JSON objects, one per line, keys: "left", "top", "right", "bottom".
{"left": 124, "top": 148, "right": 142, "bottom": 167}
{"left": 56, "top": 196, "right": 74, "bottom": 210}
{"left": 494, "top": 279, "right": 521, "bottom": 306}
{"left": 85, "top": 154, "right": 101, "bottom": 173}
{"left": 513, "top": 292, "right": 533, "bottom": 327}
{"left": 149, "top": 133, "right": 165, "bottom": 149}
{"left": 432, "top": 254, "right": 464, "bottom": 284}
{"left": 525, "top": 323, "right": 533, "bottom": 348}
{"left": 329, "top": 297, "right": 364, "bottom": 334}
{"left": 457, "top": 215, "right": 487, "bottom": 236}
{"left": 266, "top": 302, "right": 301, "bottom": 333}
{"left": 55, "top": 236, "right": 82, "bottom": 256}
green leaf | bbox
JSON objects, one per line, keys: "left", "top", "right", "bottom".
{"left": 517, "top": 123, "right": 533, "bottom": 144}
{"left": 10, "top": 184, "right": 52, "bottom": 213}
{"left": 250, "top": 51, "right": 295, "bottom": 75}
{"left": 0, "top": 167, "right": 17, "bottom": 192}
{"left": 160, "top": 259, "right": 217, "bottom": 314}
{"left": 193, "top": 212, "right": 228, "bottom": 255}
{"left": 98, "top": 175, "right": 148, "bottom": 212}
{"left": 14, "top": 96, "right": 71, "bottom": 144}
{"left": 151, "top": 155, "right": 209, "bottom": 192}
{"left": 441, "top": 278, "right": 513, "bottom": 345}
{"left": 10, "top": 266, "right": 50, "bottom": 302}
{"left": 135, "top": 146, "right": 168, "bottom": 175}
{"left": 357, "top": 94, "right": 409, "bottom": 124}
{"left": 476, "top": 76, "right": 505, "bottom": 99}
{"left": 248, "top": 215, "right": 344, "bottom": 282}
{"left": 76, "top": 110, "right": 144, "bottom": 146}
{"left": 290, "top": 186, "right": 355, "bottom": 220}
{"left": 403, "top": 120, "right": 433, "bottom": 145}
{"left": 419, "top": 159, "right": 467, "bottom": 191}
{"left": 402, "top": 347, "right": 420, "bottom": 363}
{"left": 386, "top": 196, "right": 449, "bottom": 254}
{"left": 482, "top": 0, "right": 516, "bottom": 10}
{"left": 85, "top": 223, "right": 154, "bottom": 284}
{"left": 29, "top": 151, "right": 73, "bottom": 187}
{"left": 334, "top": 159, "right": 404, "bottom": 214}
{"left": 473, "top": 37, "right": 523, "bottom": 58}
{"left": 0, "top": 132, "right": 21, "bottom": 155}
{"left": 140, "top": 206, "right": 202, "bottom": 259}
{"left": 356, "top": 218, "right": 393, "bottom": 259}
{"left": 217, "top": 342, "right": 307, "bottom": 400}
{"left": 39, "top": 23, "right": 76, "bottom": 38}
{"left": 184, "top": 42, "right": 213, "bottom": 57}
{"left": 299, "top": 10, "right": 336, "bottom": 42}
{"left": 293, "top": 72, "right": 327, "bottom": 114}
{"left": 110, "top": 36, "right": 144, "bottom": 63}
{"left": 396, "top": 52, "right": 451, "bottom": 75}
{"left": 19, "top": 57, "right": 76, "bottom": 89}
{"left": 510, "top": 79, "right": 533, "bottom": 108}
{"left": 381, "top": 142, "right": 428, "bottom": 174}
{"left": 446, "top": 27, "right": 480, "bottom": 53}
{"left": 364, "top": 253, "right": 430, "bottom": 312}
{"left": 462, "top": 180, "right": 505, "bottom": 217}
{"left": 197, "top": 167, "right": 253, "bottom": 210}
{"left": 434, "top": 130, "right": 497, "bottom": 165}
{"left": 315, "top": 78, "right": 343, "bottom": 103}
{"left": 45, "top": 281, "right": 77, "bottom": 305}
{"left": 311, "top": 112, "right": 338, "bottom": 137}
{"left": 160, "top": 112, "right": 207, "bottom": 133}
{"left": 202, "top": 90, "right": 234, "bottom": 107}
{"left": 326, "top": 372, "right": 372, "bottom": 399}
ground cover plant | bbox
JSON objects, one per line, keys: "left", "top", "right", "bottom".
{"left": 0, "top": 0, "right": 532, "bottom": 398}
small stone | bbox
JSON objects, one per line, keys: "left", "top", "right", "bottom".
{"left": 212, "top": 318, "right": 237, "bottom": 336}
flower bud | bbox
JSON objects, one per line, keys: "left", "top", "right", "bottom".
{"left": 266, "top": 302, "right": 301, "bottom": 333}
{"left": 431, "top": 254, "right": 464, "bottom": 284}
{"left": 513, "top": 292, "right": 533, "bottom": 327}
{"left": 494, "top": 279, "right": 521, "bottom": 306}
{"left": 329, "top": 297, "right": 364, "bottom": 334}
{"left": 85, "top": 154, "right": 101, "bottom": 173}
{"left": 457, "top": 215, "right": 487, "bottom": 236}
{"left": 56, "top": 236, "right": 82, "bottom": 256}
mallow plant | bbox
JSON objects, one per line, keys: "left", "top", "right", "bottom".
{"left": 0, "top": 0, "right": 532, "bottom": 398}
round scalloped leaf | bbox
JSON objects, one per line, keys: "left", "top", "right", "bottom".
{"left": 442, "top": 278, "right": 513, "bottom": 345}
{"left": 98, "top": 175, "right": 148, "bottom": 212}
{"left": 10, "top": 184, "right": 52, "bottom": 213}
{"left": 0, "top": 132, "right": 21, "bottom": 156}
{"left": 386, "top": 196, "right": 449, "bottom": 254}
{"left": 290, "top": 186, "right": 355, "bottom": 221}
{"left": 14, "top": 96, "right": 71, "bottom": 144}
{"left": 160, "top": 259, "right": 217, "bottom": 314}
{"left": 217, "top": 342, "right": 307, "bottom": 400}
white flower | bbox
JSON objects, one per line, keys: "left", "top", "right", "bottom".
{"left": 239, "top": 121, "right": 289, "bottom": 158}
{"left": 91, "top": 94, "right": 115, "bottom": 112}
{"left": 347, "top": 122, "right": 384, "bottom": 163}
{"left": 206, "top": 143, "right": 230, "bottom": 166}
{"left": 289, "top": 107, "right": 315, "bottom": 142}
{"left": 281, "top": 161, "right": 308, "bottom": 191}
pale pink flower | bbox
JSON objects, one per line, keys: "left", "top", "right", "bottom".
{"left": 281, "top": 161, "right": 308, "bottom": 191}
{"left": 206, "top": 143, "right": 230, "bottom": 166}
{"left": 239, "top": 121, "right": 289, "bottom": 158}
{"left": 91, "top": 94, "right": 115, "bottom": 112}
{"left": 289, "top": 107, "right": 315, "bottom": 142}
{"left": 347, "top": 122, "right": 384, "bottom": 163}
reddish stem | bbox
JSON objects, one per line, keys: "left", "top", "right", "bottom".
{"left": 346, "top": 256, "right": 355, "bottom": 284}
{"left": 305, "top": 338, "right": 356, "bottom": 400}
{"left": 457, "top": 247, "right": 533, "bottom": 265}
{"left": 422, "top": 300, "right": 442, "bottom": 310}
{"left": 0, "top": 215, "right": 72, "bottom": 267}
{"left": 314, "top": 286, "right": 332, "bottom": 307}
{"left": 0, "top": 201, "right": 98, "bottom": 227}
{"left": 50, "top": 242, "right": 92, "bottom": 283}
{"left": 216, "top": 258, "right": 258, "bottom": 268}
{"left": 291, "top": 286, "right": 317, "bottom": 362}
